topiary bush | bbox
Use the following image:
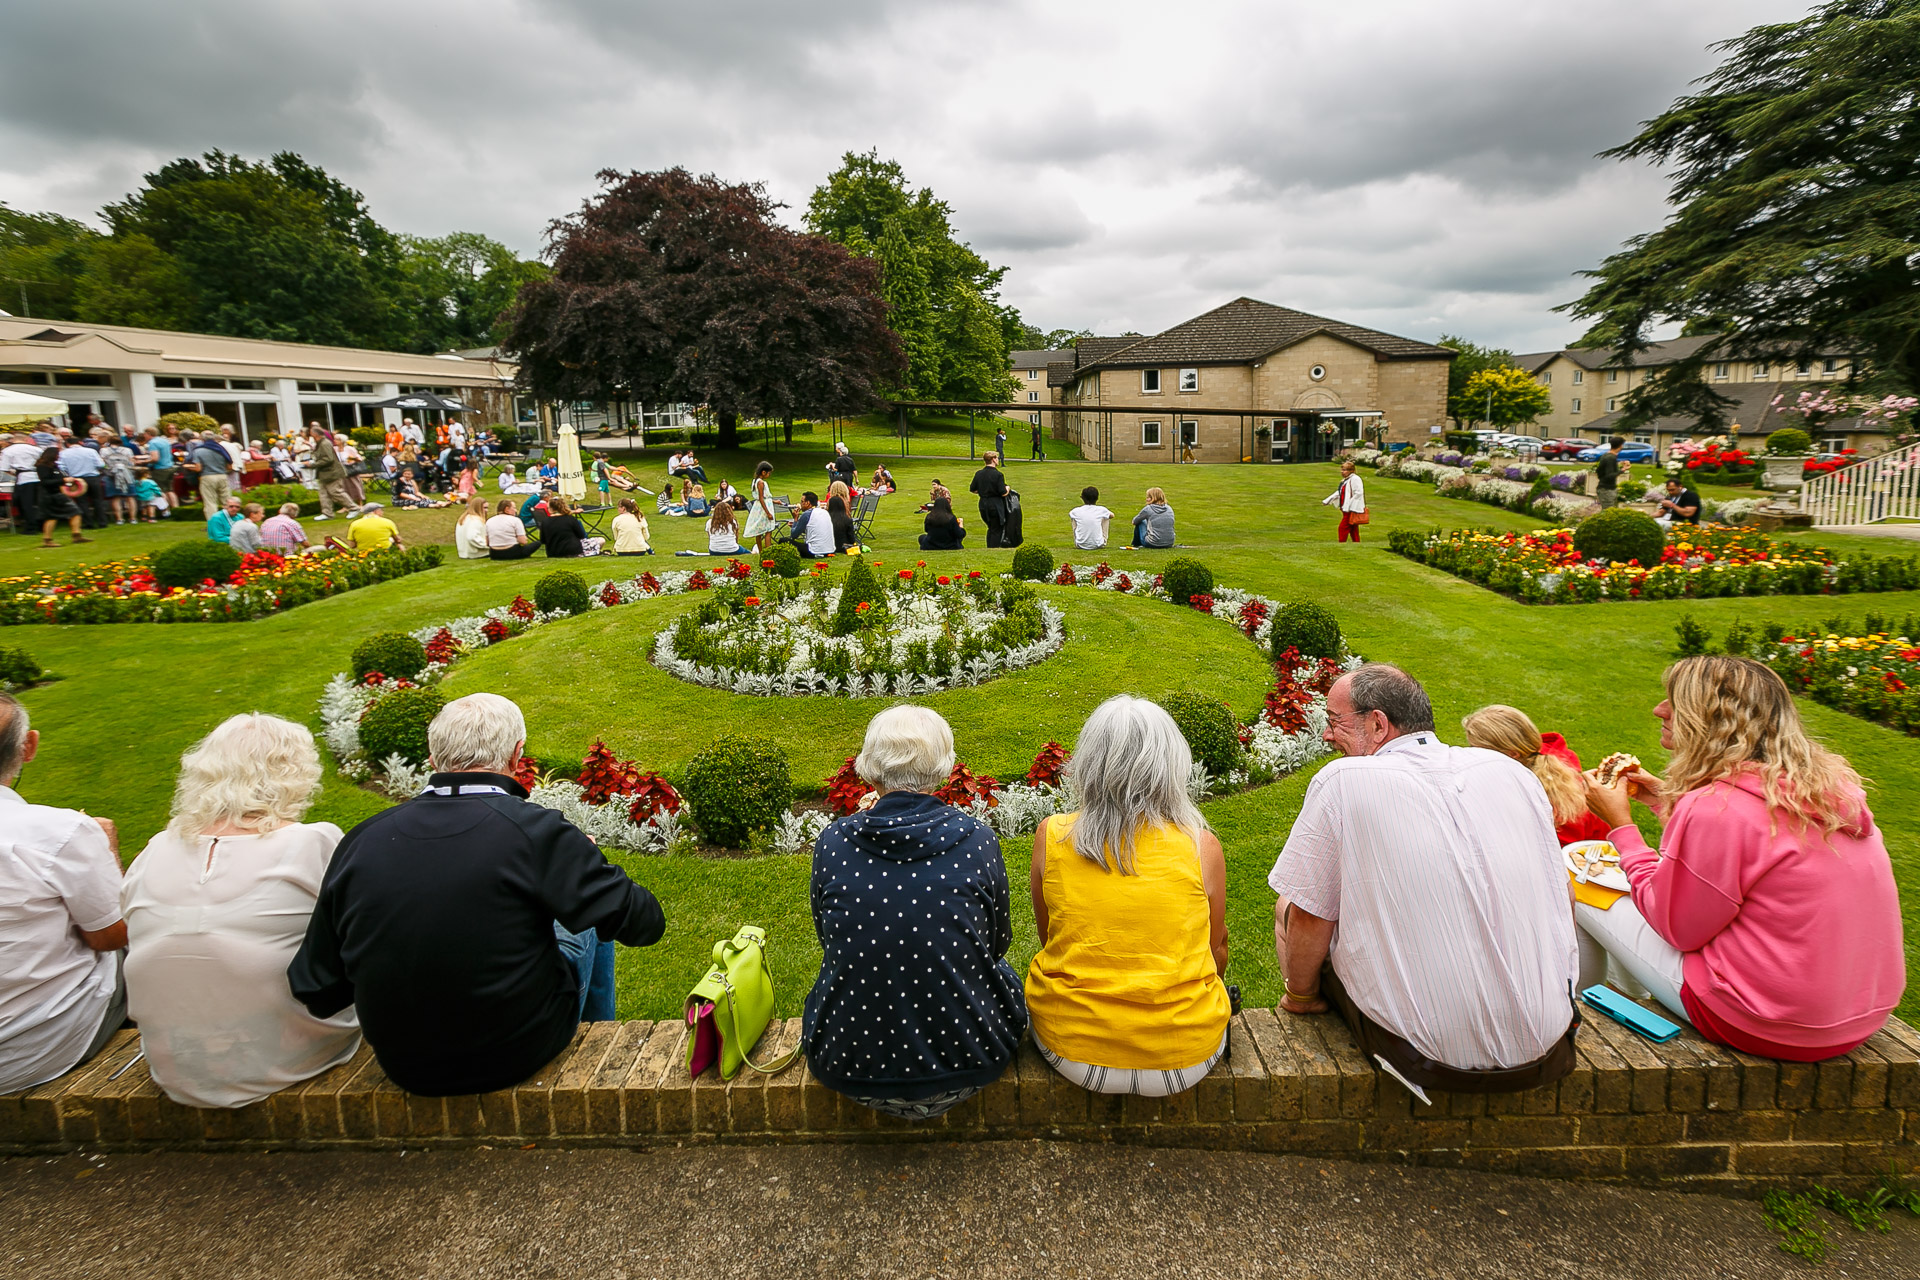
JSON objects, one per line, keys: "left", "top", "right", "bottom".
{"left": 0, "top": 645, "right": 44, "bottom": 687}
{"left": 351, "top": 632, "right": 429, "bottom": 681}
{"left": 1011, "top": 543, "right": 1054, "bottom": 581}
{"left": 683, "top": 735, "right": 793, "bottom": 847}
{"left": 150, "top": 540, "right": 243, "bottom": 590}
{"left": 1766, "top": 427, "right": 1814, "bottom": 456}
{"left": 765, "top": 542, "right": 803, "bottom": 579}
{"left": 358, "top": 687, "right": 446, "bottom": 766}
{"left": 534, "top": 569, "right": 592, "bottom": 616}
{"left": 831, "top": 557, "right": 886, "bottom": 636}
{"left": 1157, "top": 691, "right": 1242, "bottom": 778}
{"left": 1573, "top": 507, "right": 1666, "bottom": 566}
{"left": 1269, "top": 602, "right": 1342, "bottom": 663}
{"left": 1160, "top": 557, "right": 1214, "bottom": 605}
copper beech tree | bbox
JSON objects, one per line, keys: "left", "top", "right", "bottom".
{"left": 503, "top": 168, "right": 906, "bottom": 448}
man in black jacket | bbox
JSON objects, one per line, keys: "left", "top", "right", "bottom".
{"left": 289, "top": 693, "right": 665, "bottom": 1096}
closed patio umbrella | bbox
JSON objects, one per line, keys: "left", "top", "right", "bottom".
{"left": 0, "top": 387, "right": 69, "bottom": 424}
{"left": 556, "top": 421, "right": 587, "bottom": 501}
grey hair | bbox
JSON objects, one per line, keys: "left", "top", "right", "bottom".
{"left": 1347, "top": 663, "right": 1435, "bottom": 733}
{"left": 168, "top": 714, "right": 322, "bottom": 838}
{"left": 427, "top": 693, "right": 527, "bottom": 772}
{"left": 0, "top": 693, "right": 29, "bottom": 786}
{"left": 1065, "top": 695, "right": 1207, "bottom": 875}
{"left": 854, "top": 705, "right": 955, "bottom": 793}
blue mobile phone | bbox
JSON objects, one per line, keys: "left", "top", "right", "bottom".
{"left": 1581, "top": 985, "right": 1682, "bottom": 1043}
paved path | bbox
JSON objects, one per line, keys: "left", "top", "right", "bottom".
{"left": 1814, "top": 523, "right": 1920, "bottom": 540}
{"left": 5, "top": 1142, "right": 1915, "bottom": 1278}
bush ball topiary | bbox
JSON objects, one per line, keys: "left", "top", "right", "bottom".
{"left": 0, "top": 645, "right": 44, "bottom": 687}
{"left": 683, "top": 735, "right": 793, "bottom": 847}
{"left": 150, "top": 540, "right": 243, "bottom": 590}
{"left": 1157, "top": 691, "right": 1242, "bottom": 778}
{"left": 1765, "top": 427, "right": 1814, "bottom": 456}
{"left": 1011, "top": 543, "right": 1054, "bottom": 581}
{"left": 830, "top": 557, "right": 887, "bottom": 636}
{"left": 1573, "top": 507, "right": 1666, "bottom": 567}
{"left": 358, "top": 687, "right": 446, "bottom": 766}
{"left": 766, "top": 542, "right": 803, "bottom": 579}
{"left": 1160, "top": 557, "right": 1214, "bottom": 605}
{"left": 1269, "top": 602, "right": 1342, "bottom": 663}
{"left": 351, "top": 631, "right": 429, "bottom": 681}
{"left": 534, "top": 569, "right": 592, "bottom": 616}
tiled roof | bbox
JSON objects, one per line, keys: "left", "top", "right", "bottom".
{"left": 1072, "top": 336, "right": 1146, "bottom": 364}
{"left": 1542, "top": 335, "right": 1851, "bottom": 371}
{"left": 1045, "top": 361, "right": 1076, "bottom": 388}
{"left": 1009, "top": 348, "right": 1072, "bottom": 370}
{"left": 1072, "top": 298, "right": 1452, "bottom": 374}
{"left": 1581, "top": 380, "right": 1865, "bottom": 437}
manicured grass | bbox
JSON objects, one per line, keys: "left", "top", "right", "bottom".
{"left": 10, "top": 448, "right": 1920, "bottom": 1024}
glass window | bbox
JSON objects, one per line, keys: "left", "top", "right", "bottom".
{"left": 347, "top": 383, "right": 373, "bottom": 394}
{"left": 1029, "top": 413, "right": 1039, "bottom": 425}
{"left": 1572, "top": 398, "right": 1582, "bottom": 413}
{"left": 0, "top": 370, "right": 50, "bottom": 385}
{"left": 1822, "top": 436, "right": 1847, "bottom": 451}
{"left": 297, "top": 382, "right": 320, "bottom": 392}
{"left": 1178, "top": 368, "right": 1199, "bottom": 392}
{"left": 1797, "top": 362, "right": 1812, "bottom": 375}
{"left": 151, "top": 375, "right": 185, "bottom": 389}
{"left": 1141, "top": 421, "right": 1162, "bottom": 447}
{"left": 1606, "top": 371, "right": 1618, "bottom": 383}
{"left": 53, "top": 372, "right": 112, "bottom": 387}
{"left": 188, "top": 377, "right": 227, "bottom": 390}
{"left": 318, "top": 383, "right": 346, "bottom": 393}
{"left": 1823, "top": 358, "right": 1839, "bottom": 373}
{"left": 1572, "top": 370, "right": 1584, "bottom": 384}
{"left": 1606, "top": 398, "right": 1617, "bottom": 412}
{"left": 229, "top": 378, "right": 266, "bottom": 391}
{"left": 1026, "top": 369, "right": 1038, "bottom": 380}
{"left": 1142, "top": 369, "right": 1160, "bottom": 393}
{"left": 1713, "top": 363, "right": 1728, "bottom": 379}
{"left": 1538, "top": 372, "right": 1551, "bottom": 384}
{"left": 1755, "top": 362, "right": 1770, "bottom": 377}
{"left": 1179, "top": 420, "right": 1199, "bottom": 445}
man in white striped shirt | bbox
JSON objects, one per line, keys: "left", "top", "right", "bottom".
{"left": 1268, "top": 664, "right": 1579, "bottom": 1095}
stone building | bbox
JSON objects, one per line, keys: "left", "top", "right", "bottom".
{"left": 1004, "top": 348, "right": 1069, "bottom": 426}
{"left": 1047, "top": 298, "right": 1452, "bottom": 463}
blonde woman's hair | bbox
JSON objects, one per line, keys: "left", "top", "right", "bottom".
{"left": 1663, "top": 655, "right": 1865, "bottom": 836}
{"left": 1144, "top": 486, "right": 1166, "bottom": 504}
{"left": 1065, "top": 695, "right": 1207, "bottom": 875}
{"left": 465, "top": 495, "right": 490, "bottom": 520}
{"left": 828, "top": 480, "right": 851, "bottom": 509}
{"left": 1461, "top": 704, "right": 1586, "bottom": 828}
{"left": 168, "top": 714, "right": 322, "bottom": 838}
{"left": 707, "top": 499, "right": 737, "bottom": 534}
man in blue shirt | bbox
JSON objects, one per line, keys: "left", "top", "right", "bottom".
{"left": 57, "top": 438, "right": 106, "bottom": 528}
{"left": 205, "top": 494, "right": 241, "bottom": 544}
{"left": 140, "top": 430, "right": 175, "bottom": 508}
{"left": 188, "top": 434, "right": 233, "bottom": 514}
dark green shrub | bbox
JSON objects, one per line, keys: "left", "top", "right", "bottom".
{"left": 0, "top": 645, "right": 44, "bottom": 686}
{"left": 489, "top": 423, "right": 520, "bottom": 451}
{"left": 1573, "top": 508, "right": 1665, "bottom": 566}
{"left": 348, "top": 426, "right": 386, "bottom": 449}
{"left": 1011, "top": 543, "right": 1054, "bottom": 581}
{"left": 1160, "top": 557, "right": 1214, "bottom": 604}
{"left": 1766, "top": 427, "right": 1813, "bottom": 456}
{"left": 831, "top": 557, "right": 886, "bottom": 636}
{"left": 1674, "top": 615, "right": 1713, "bottom": 657}
{"left": 150, "top": 540, "right": 243, "bottom": 590}
{"left": 1269, "top": 602, "right": 1342, "bottom": 662}
{"left": 359, "top": 687, "right": 446, "bottom": 766}
{"left": 683, "top": 736, "right": 792, "bottom": 847}
{"left": 1158, "top": 692, "right": 1242, "bottom": 778}
{"left": 765, "top": 542, "right": 803, "bottom": 579}
{"left": 351, "top": 632, "right": 428, "bottom": 681}
{"left": 534, "top": 569, "right": 592, "bottom": 616}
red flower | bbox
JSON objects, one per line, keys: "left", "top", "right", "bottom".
{"left": 363, "top": 671, "right": 387, "bottom": 686}
{"left": 510, "top": 754, "right": 542, "bottom": 789}
{"left": 424, "top": 627, "right": 462, "bottom": 664}
{"left": 1054, "top": 563, "right": 1077, "bottom": 585}
{"left": 934, "top": 761, "right": 999, "bottom": 809}
{"left": 598, "top": 581, "right": 624, "bottom": 608}
{"left": 937, "top": 575, "right": 951, "bottom": 585}
{"left": 481, "top": 617, "right": 509, "bottom": 644}
{"left": 626, "top": 773, "right": 683, "bottom": 823}
{"left": 637, "top": 571, "right": 661, "bottom": 594}
{"left": 761, "top": 560, "right": 775, "bottom": 569}
{"left": 917, "top": 560, "right": 926, "bottom": 567}
{"left": 1024, "top": 742, "right": 1069, "bottom": 788}
{"left": 823, "top": 757, "right": 874, "bottom": 816}
{"left": 968, "top": 570, "right": 983, "bottom": 579}
{"left": 688, "top": 571, "right": 711, "bottom": 590}
{"left": 898, "top": 569, "right": 913, "bottom": 580}
{"left": 743, "top": 596, "right": 761, "bottom": 607}
{"left": 509, "top": 595, "right": 536, "bottom": 620}
{"left": 855, "top": 600, "right": 871, "bottom": 613}
{"left": 577, "top": 740, "right": 645, "bottom": 806}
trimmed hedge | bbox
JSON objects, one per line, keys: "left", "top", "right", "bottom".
{"left": 150, "top": 541, "right": 242, "bottom": 590}
{"left": 1158, "top": 691, "right": 1242, "bottom": 777}
{"left": 358, "top": 687, "right": 445, "bottom": 766}
{"left": 1160, "top": 557, "right": 1214, "bottom": 605}
{"left": 1766, "top": 427, "right": 1813, "bottom": 456}
{"left": 351, "top": 632, "right": 429, "bottom": 681}
{"left": 1269, "top": 602, "right": 1342, "bottom": 662}
{"left": 1011, "top": 544, "right": 1054, "bottom": 581}
{"left": 683, "top": 736, "right": 793, "bottom": 847}
{"left": 534, "top": 570, "right": 592, "bottom": 616}
{"left": 765, "top": 543, "right": 803, "bottom": 579}
{"left": 1573, "top": 508, "right": 1665, "bottom": 566}
{"left": 831, "top": 558, "right": 886, "bottom": 636}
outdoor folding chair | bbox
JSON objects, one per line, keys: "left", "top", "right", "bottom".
{"left": 523, "top": 446, "right": 546, "bottom": 463}
{"left": 851, "top": 490, "right": 881, "bottom": 543}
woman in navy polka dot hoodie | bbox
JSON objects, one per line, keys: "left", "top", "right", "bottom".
{"left": 802, "top": 706, "right": 1028, "bottom": 1120}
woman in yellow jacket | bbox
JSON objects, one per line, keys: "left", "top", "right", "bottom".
{"left": 1025, "top": 695, "right": 1231, "bottom": 1094}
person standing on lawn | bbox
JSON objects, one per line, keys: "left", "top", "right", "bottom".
{"left": 1030, "top": 420, "right": 1045, "bottom": 461}
{"left": 289, "top": 693, "right": 666, "bottom": 1095}
{"left": 308, "top": 423, "right": 352, "bottom": 521}
{"left": 969, "top": 452, "right": 1010, "bottom": 548}
{"left": 1322, "top": 459, "right": 1367, "bottom": 543}
{"left": 58, "top": 434, "right": 107, "bottom": 529}
{"left": 743, "top": 461, "right": 778, "bottom": 552}
{"left": 1594, "top": 437, "right": 1625, "bottom": 509}
{"left": 2, "top": 432, "right": 41, "bottom": 533}
{"left": 185, "top": 432, "right": 232, "bottom": 518}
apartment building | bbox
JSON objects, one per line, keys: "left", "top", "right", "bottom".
{"left": 1005, "top": 349, "right": 1069, "bottom": 425}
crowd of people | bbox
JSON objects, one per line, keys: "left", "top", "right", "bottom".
{"left": 0, "top": 651, "right": 1899, "bottom": 1117}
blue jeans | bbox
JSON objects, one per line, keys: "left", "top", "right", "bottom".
{"left": 1131, "top": 517, "right": 1148, "bottom": 547}
{"left": 553, "top": 922, "right": 618, "bottom": 1021}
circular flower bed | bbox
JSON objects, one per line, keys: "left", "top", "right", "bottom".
{"left": 652, "top": 560, "right": 1065, "bottom": 697}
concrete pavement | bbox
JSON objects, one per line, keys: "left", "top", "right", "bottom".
{"left": 4, "top": 1142, "right": 1916, "bottom": 1279}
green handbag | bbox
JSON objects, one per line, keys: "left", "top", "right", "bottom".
{"left": 685, "top": 925, "right": 801, "bottom": 1079}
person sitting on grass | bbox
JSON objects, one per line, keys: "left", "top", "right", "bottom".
{"left": 289, "top": 693, "right": 666, "bottom": 1096}
{"left": 683, "top": 482, "right": 710, "bottom": 518}
{"left": 348, "top": 501, "right": 403, "bottom": 553}
{"left": 1461, "top": 705, "right": 1611, "bottom": 846}
{"left": 869, "top": 463, "right": 895, "bottom": 494}
{"left": 487, "top": 497, "right": 537, "bottom": 561}
{"left": 260, "top": 502, "right": 308, "bottom": 553}
{"left": 519, "top": 488, "right": 552, "bottom": 528}
{"left": 787, "top": 491, "right": 836, "bottom": 558}
{"left": 1026, "top": 696, "right": 1230, "bottom": 1096}
{"left": 705, "top": 499, "right": 744, "bottom": 555}
{"left": 121, "top": 714, "right": 361, "bottom": 1108}
{"left": 393, "top": 467, "right": 449, "bottom": 510}
{"left": 228, "top": 502, "right": 266, "bottom": 556}
{"left": 1577, "top": 655, "right": 1903, "bottom": 1060}
{"left": 454, "top": 494, "right": 492, "bottom": 560}
{"left": 1126, "top": 487, "right": 1175, "bottom": 550}
{"left": 656, "top": 481, "right": 685, "bottom": 517}
{"left": 918, "top": 492, "right": 965, "bottom": 550}
{"left": 612, "top": 497, "right": 652, "bottom": 556}
{"left": 536, "top": 494, "right": 600, "bottom": 558}
{"left": 206, "top": 494, "right": 242, "bottom": 544}
{"left": 826, "top": 491, "right": 858, "bottom": 553}
{"left": 1067, "top": 485, "right": 1112, "bottom": 551}
{"left": 803, "top": 706, "right": 1027, "bottom": 1120}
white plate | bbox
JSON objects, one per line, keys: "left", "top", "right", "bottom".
{"left": 1563, "top": 839, "right": 1630, "bottom": 892}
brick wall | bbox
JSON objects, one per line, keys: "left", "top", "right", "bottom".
{"left": 7, "top": 1012, "right": 1917, "bottom": 1189}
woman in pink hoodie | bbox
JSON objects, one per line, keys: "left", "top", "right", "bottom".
{"left": 1579, "top": 655, "right": 1904, "bottom": 1060}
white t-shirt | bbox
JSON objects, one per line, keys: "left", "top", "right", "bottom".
{"left": 1068, "top": 504, "right": 1113, "bottom": 550}
{"left": 484, "top": 513, "right": 525, "bottom": 549}
{"left": 449, "top": 422, "right": 466, "bottom": 448}
{"left": 122, "top": 822, "right": 360, "bottom": 1108}
{"left": 1266, "top": 735, "right": 1577, "bottom": 1070}
{"left": 0, "top": 786, "right": 123, "bottom": 1094}
{"left": 802, "top": 508, "right": 836, "bottom": 557}
{"left": 3, "top": 441, "right": 44, "bottom": 481}
{"left": 401, "top": 422, "right": 425, "bottom": 446}
{"left": 708, "top": 525, "right": 743, "bottom": 554}
{"left": 455, "top": 514, "right": 491, "bottom": 559}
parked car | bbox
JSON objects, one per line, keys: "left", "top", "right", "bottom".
{"left": 1575, "top": 442, "right": 1656, "bottom": 463}
{"left": 1493, "top": 434, "right": 1549, "bottom": 451}
{"left": 1540, "top": 438, "right": 1597, "bottom": 459}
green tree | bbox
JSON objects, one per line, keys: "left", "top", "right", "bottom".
{"left": 72, "top": 233, "right": 192, "bottom": 331}
{"left": 1564, "top": 0, "right": 1920, "bottom": 430}
{"left": 1462, "top": 365, "right": 1553, "bottom": 428}
{"left": 0, "top": 203, "right": 99, "bottom": 320}
{"left": 399, "top": 231, "right": 549, "bottom": 353}
{"left": 806, "top": 151, "right": 1017, "bottom": 404}
{"left": 1438, "top": 335, "right": 1520, "bottom": 427}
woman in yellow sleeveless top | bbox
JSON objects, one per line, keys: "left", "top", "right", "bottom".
{"left": 1026, "top": 696, "right": 1231, "bottom": 1095}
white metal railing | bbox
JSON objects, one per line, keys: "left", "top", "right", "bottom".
{"left": 1798, "top": 440, "right": 1920, "bottom": 526}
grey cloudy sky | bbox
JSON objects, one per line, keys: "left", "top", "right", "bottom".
{"left": 0, "top": 0, "right": 1811, "bottom": 351}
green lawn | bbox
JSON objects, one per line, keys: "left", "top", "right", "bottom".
{"left": 7, "top": 448, "right": 1918, "bottom": 1024}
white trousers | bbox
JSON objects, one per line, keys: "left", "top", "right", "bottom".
{"left": 1574, "top": 898, "right": 1691, "bottom": 1025}
{"left": 1034, "top": 1029, "right": 1228, "bottom": 1097}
